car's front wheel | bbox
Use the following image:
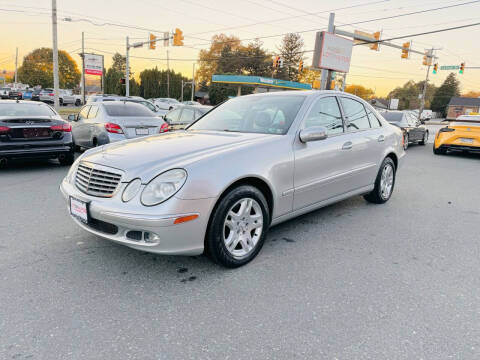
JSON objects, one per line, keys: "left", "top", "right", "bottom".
{"left": 364, "top": 157, "right": 396, "bottom": 204}
{"left": 205, "top": 185, "right": 270, "bottom": 268}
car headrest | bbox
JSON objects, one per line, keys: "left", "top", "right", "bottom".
{"left": 254, "top": 112, "right": 273, "bottom": 129}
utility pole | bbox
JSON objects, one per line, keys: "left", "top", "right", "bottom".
{"left": 418, "top": 48, "right": 440, "bottom": 121}
{"left": 126, "top": 36, "right": 130, "bottom": 96}
{"left": 181, "top": 80, "right": 184, "bottom": 102}
{"left": 81, "top": 32, "right": 86, "bottom": 104}
{"left": 321, "top": 13, "right": 335, "bottom": 90}
{"left": 191, "top": 63, "right": 195, "bottom": 102}
{"left": 51, "top": 0, "right": 60, "bottom": 109}
{"left": 14, "top": 48, "right": 18, "bottom": 85}
{"left": 167, "top": 50, "right": 170, "bottom": 98}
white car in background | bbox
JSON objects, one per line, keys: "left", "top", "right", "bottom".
{"left": 0, "top": 87, "right": 10, "bottom": 99}
{"left": 151, "top": 98, "right": 180, "bottom": 111}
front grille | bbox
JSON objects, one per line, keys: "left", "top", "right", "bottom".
{"left": 75, "top": 162, "right": 122, "bottom": 197}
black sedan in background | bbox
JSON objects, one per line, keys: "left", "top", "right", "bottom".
{"left": 381, "top": 111, "right": 429, "bottom": 150}
{"left": 0, "top": 100, "right": 74, "bottom": 166}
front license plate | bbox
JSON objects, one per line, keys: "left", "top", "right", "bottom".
{"left": 460, "top": 138, "right": 474, "bottom": 144}
{"left": 136, "top": 128, "right": 149, "bottom": 135}
{"left": 70, "top": 197, "right": 89, "bottom": 224}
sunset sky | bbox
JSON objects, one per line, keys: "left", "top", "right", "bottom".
{"left": 1, "top": 0, "right": 479, "bottom": 96}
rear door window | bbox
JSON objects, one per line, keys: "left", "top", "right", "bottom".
{"left": 179, "top": 108, "right": 195, "bottom": 123}
{"left": 165, "top": 109, "right": 182, "bottom": 123}
{"left": 88, "top": 106, "right": 99, "bottom": 119}
{"left": 340, "top": 97, "right": 371, "bottom": 131}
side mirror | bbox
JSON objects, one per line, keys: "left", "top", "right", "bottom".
{"left": 420, "top": 119, "right": 425, "bottom": 125}
{"left": 67, "top": 114, "right": 77, "bottom": 122}
{"left": 299, "top": 126, "right": 328, "bottom": 143}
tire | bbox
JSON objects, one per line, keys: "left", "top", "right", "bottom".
{"left": 364, "top": 157, "right": 396, "bottom": 204}
{"left": 205, "top": 185, "right": 270, "bottom": 268}
{"left": 403, "top": 133, "right": 409, "bottom": 150}
{"left": 419, "top": 131, "right": 428, "bottom": 145}
{"left": 433, "top": 145, "right": 446, "bottom": 155}
{"left": 75, "top": 99, "right": 81, "bottom": 106}
{"left": 59, "top": 153, "right": 74, "bottom": 166}
{"left": 59, "top": 98, "right": 64, "bottom": 106}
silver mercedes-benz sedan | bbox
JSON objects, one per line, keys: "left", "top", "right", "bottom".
{"left": 60, "top": 91, "right": 405, "bottom": 267}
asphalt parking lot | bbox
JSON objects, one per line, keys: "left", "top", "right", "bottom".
{"left": 1, "top": 126, "right": 480, "bottom": 359}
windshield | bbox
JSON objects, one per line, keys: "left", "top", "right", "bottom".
{"left": 189, "top": 95, "right": 306, "bottom": 135}
{"left": 103, "top": 102, "right": 156, "bottom": 117}
{"left": 0, "top": 103, "right": 56, "bottom": 117}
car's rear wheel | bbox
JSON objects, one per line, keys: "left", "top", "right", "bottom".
{"left": 205, "top": 185, "right": 270, "bottom": 268}
{"left": 433, "top": 145, "right": 446, "bottom": 155}
{"left": 419, "top": 131, "right": 428, "bottom": 145}
{"left": 59, "top": 153, "right": 74, "bottom": 166}
{"left": 403, "top": 133, "right": 409, "bottom": 150}
{"left": 364, "top": 157, "right": 396, "bottom": 204}
{"left": 75, "top": 99, "right": 81, "bottom": 106}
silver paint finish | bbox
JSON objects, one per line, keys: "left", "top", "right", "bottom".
{"left": 61, "top": 90, "right": 405, "bottom": 256}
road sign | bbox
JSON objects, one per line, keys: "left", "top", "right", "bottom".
{"left": 84, "top": 53, "right": 104, "bottom": 76}
{"left": 440, "top": 65, "right": 460, "bottom": 70}
{"left": 312, "top": 32, "right": 353, "bottom": 73}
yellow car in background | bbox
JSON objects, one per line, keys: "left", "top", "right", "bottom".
{"left": 434, "top": 115, "right": 480, "bottom": 155}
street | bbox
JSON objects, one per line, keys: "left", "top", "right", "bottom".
{"left": 1, "top": 127, "right": 480, "bottom": 359}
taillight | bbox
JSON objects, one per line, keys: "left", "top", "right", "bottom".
{"left": 105, "top": 123, "right": 123, "bottom": 134}
{"left": 49, "top": 93, "right": 54, "bottom": 97}
{"left": 0, "top": 126, "right": 10, "bottom": 134}
{"left": 159, "top": 122, "right": 169, "bottom": 133}
{"left": 50, "top": 123, "right": 72, "bottom": 132}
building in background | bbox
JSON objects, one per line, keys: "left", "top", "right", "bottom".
{"left": 446, "top": 97, "right": 480, "bottom": 120}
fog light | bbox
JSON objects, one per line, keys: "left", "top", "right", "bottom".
{"left": 144, "top": 232, "right": 160, "bottom": 244}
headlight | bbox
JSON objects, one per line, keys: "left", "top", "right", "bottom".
{"left": 141, "top": 169, "right": 187, "bottom": 206}
{"left": 66, "top": 158, "right": 80, "bottom": 183}
{"left": 122, "top": 178, "right": 142, "bottom": 202}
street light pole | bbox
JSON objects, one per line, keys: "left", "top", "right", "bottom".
{"left": 191, "top": 63, "right": 195, "bottom": 102}
{"left": 126, "top": 36, "right": 130, "bottom": 96}
{"left": 81, "top": 32, "right": 86, "bottom": 104}
{"left": 14, "top": 48, "right": 18, "bottom": 85}
{"left": 51, "top": 0, "right": 60, "bottom": 109}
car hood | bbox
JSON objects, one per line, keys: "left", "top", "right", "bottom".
{"left": 79, "top": 130, "right": 274, "bottom": 182}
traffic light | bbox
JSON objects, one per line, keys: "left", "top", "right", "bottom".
{"left": 173, "top": 28, "right": 184, "bottom": 46}
{"left": 149, "top": 33, "right": 156, "bottom": 50}
{"left": 460, "top": 62, "right": 465, "bottom": 74}
{"left": 423, "top": 50, "right": 432, "bottom": 66}
{"left": 273, "top": 56, "right": 280, "bottom": 68}
{"left": 370, "top": 31, "right": 381, "bottom": 51}
{"left": 298, "top": 60, "right": 304, "bottom": 72}
{"left": 120, "top": 78, "right": 126, "bottom": 85}
{"left": 401, "top": 42, "right": 411, "bottom": 59}
{"left": 433, "top": 63, "right": 438, "bottom": 74}
{"left": 278, "top": 58, "right": 284, "bottom": 68}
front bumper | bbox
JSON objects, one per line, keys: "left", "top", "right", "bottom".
{"left": 60, "top": 178, "right": 216, "bottom": 255}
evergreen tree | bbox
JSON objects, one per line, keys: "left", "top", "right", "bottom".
{"left": 431, "top": 73, "right": 460, "bottom": 116}
{"left": 277, "top": 33, "right": 304, "bottom": 81}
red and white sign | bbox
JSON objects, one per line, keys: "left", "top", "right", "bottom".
{"left": 312, "top": 32, "right": 353, "bottom": 73}
{"left": 84, "top": 53, "right": 103, "bottom": 76}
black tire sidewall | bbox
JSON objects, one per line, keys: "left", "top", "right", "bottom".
{"left": 206, "top": 185, "right": 270, "bottom": 268}
{"left": 365, "top": 157, "right": 396, "bottom": 204}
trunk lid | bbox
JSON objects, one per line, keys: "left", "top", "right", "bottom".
{"left": 115, "top": 116, "right": 166, "bottom": 139}
{"left": 0, "top": 116, "right": 66, "bottom": 141}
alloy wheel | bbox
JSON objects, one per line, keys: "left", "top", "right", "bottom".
{"left": 223, "top": 198, "right": 263, "bottom": 259}
{"left": 380, "top": 163, "right": 394, "bottom": 200}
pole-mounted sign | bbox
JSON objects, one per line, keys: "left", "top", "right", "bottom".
{"left": 312, "top": 31, "right": 353, "bottom": 73}
{"left": 84, "top": 53, "right": 103, "bottom": 76}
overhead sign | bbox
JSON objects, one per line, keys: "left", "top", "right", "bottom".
{"left": 84, "top": 53, "right": 103, "bottom": 76}
{"left": 440, "top": 65, "right": 460, "bottom": 70}
{"left": 312, "top": 32, "right": 353, "bottom": 73}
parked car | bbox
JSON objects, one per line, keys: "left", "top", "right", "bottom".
{"left": 86, "top": 94, "right": 143, "bottom": 103}
{"left": 68, "top": 101, "right": 168, "bottom": 151}
{"left": 8, "top": 89, "right": 22, "bottom": 100}
{"left": 181, "top": 101, "right": 202, "bottom": 106}
{"left": 39, "top": 88, "right": 55, "bottom": 103}
{"left": 0, "top": 100, "right": 74, "bottom": 166}
{"left": 61, "top": 91, "right": 405, "bottom": 267}
{"left": 434, "top": 115, "right": 480, "bottom": 155}
{"left": 381, "top": 110, "right": 428, "bottom": 150}
{"left": 0, "top": 87, "right": 10, "bottom": 99}
{"left": 31, "top": 89, "right": 43, "bottom": 101}
{"left": 164, "top": 104, "right": 212, "bottom": 130}
{"left": 151, "top": 98, "right": 180, "bottom": 110}
{"left": 57, "top": 90, "right": 83, "bottom": 106}
{"left": 22, "top": 89, "right": 33, "bottom": 100}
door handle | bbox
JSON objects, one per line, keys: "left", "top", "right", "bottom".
{"left": 378, "top": 135, "right": 385, "bottom": 142}
{"left": 342, "top": 141, "right": 353, "bottom": 150}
